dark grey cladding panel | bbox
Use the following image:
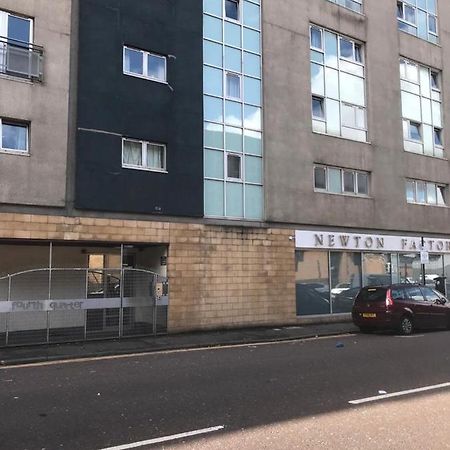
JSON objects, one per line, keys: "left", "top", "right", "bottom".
{"left": 75, "top": 0, "right": 203, "bottom": 217}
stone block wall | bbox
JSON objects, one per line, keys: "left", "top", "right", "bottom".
{"left": 0, "top": 213, "right": 297, "bottom": 332}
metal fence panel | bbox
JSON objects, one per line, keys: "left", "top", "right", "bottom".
{"left": 0, "top": 267, "right": 168, "bottom": 347}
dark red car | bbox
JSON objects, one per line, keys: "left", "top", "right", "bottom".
{"left": 352, "top": 284, "right": 450, "bottom": 335}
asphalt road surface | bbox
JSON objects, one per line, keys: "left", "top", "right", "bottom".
{"left": 1, "top": 330, "right": 450, "bottom": 450}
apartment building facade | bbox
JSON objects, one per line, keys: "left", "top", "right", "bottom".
{"left": 0, "top": 0, "right": 449, "bottom": 347}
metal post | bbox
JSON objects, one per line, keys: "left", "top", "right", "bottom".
{"left": 153, "top": 275, "right": 157, "bottom": 336}
{"left": 46, "top": 242, "right": 53, "bottom": 343}
{"left": 5, "top": 274, "right": 11, "bottom": 346}
{"left": 119, "top": 244, "right": 124, "bottom": 339}
{"left": 421, "top": 237, "right": 426, "bottom": 286}
{"left": 84, "top": 268, "right": 88, "bottom": 340}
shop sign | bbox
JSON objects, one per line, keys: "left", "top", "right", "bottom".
{"left": 295, "top": 230, "right": 450, "bottom": 253}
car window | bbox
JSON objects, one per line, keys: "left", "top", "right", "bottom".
{"left": 405, "top": 286, "right": 425, "bottom": 302}
{"left": 421, "top": 287, "right": 441, "bottom": 302}
{"left": 391, "top": 288, "right": 404, "bottom": 300}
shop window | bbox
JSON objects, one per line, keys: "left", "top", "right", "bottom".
{"left": 295, "top": 251, "right": 330, "bottom": 316}
{"left": 330, "top": 252, "right": 362, "bottom": 314}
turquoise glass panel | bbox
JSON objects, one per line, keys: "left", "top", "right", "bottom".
{"left": 243, "top": 28, "right": 260, "bottom": 53}
{"left": 204, "top": 40, "right": 223, "bottom": 67}
{"left": 204, "top": 66, "right": 223, "bottom": 96}
{"left": 225, "top": 100, "right": 242, "bottom": 126}
{"left": 244, "top": 77, "right": 261, "bottom": 106}
{"left": 204, "top": 15, "right": 223, "bottom": 41}
{"left": 205, "top": 180, "right": 224, "bottom": 216}
{"left": 324, "top": 31, "right": 338, "bottom": 68}
{"left": 204, "top": 0, "right": 223, "bottom": 16}
{"left": 205, "top": 149, "right": 224, "bottom": 178}
{"left": 245, "top": 185, "right": 263, "bottom": 219}
{"left": 244, "top": 129, "right": 262, "bottom": 155}
{"left": 226, "top": 182, "right": 244, "bottom": 217}
{"left": 243, "top": 52, "right": 260, "bottom": 77}
{"left": 204, "top": 95, "right": 223, "bottom": 122}
{"left": 243, "top": 1, "right": 260, "bottom": 30}
{"left": 224, "top": 46, "right": 241, "bottom": 72}
{"left": 244, "top": 105, "right": 261, "bottom": 130}
{"left": 245, "top": 156, "right": 262, "bottom": 184}
{"left": 225, "top": 21, "right": 241, "bottom": 47}
{"left": 225, "top": 126, "right": 243, "bottom": 152}
{"left": 204, "top": 122, "right": 224, "bottom": 148}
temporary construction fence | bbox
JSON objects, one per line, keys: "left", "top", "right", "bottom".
{"left": 0, "top": 267, "right": 168, "bottom": 347}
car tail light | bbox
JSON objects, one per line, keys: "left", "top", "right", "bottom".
{"left": 385, "top": 289, "right": 394, "bottom": 308}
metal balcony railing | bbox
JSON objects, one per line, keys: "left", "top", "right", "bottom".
{"left": 0, "top": 36, "right": 44, "bottom": 82}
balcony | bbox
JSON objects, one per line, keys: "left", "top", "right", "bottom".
{"left": 0, "top": 36, "right": 43, "bottom": 82}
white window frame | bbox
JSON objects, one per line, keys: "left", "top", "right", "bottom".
{"left": 312, "top": 96, "right": 325, "bottom": 121}
{"left": 225, "top": 71, "right": 242, "bottom": 100}
{"left": 313, "top": 165, "right": 370, "bottom": 197}
{"left": 123, "top": 46, "right": 167, "bottom": 83}
{"left": 406, "top": 179, "right": 446, "bottom": 207}
{"left": 226, "top": 152, "right": 242, "bottom": 181}
{"left": 224, "top": 0, "right": 241, "bottom": 23}
{"left": 122, "top": 138, "right": 167, "bottom": 173}
{"left": 407, "top": 121, "right": 422, "bottom": 142}
{"left": 310, "top": 26, "right": 323, "bottom": 51}
{"left": 338, "top": 37, "right": 363, "bottom": 64}
{"left": 0, "top": 11, "right": 33, "bottom": 44}
{"left": 0, "top": 118, "right": 29, "bottom": 154}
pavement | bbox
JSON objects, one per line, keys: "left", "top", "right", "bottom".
{"left": 0, "top": 321, "right": 358, "bottom": 366}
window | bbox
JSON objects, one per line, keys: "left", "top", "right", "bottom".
{"left": 123, "top": 46, "right": 166, "bottom": 83}
{"left": 310, "top": 25, "right": 367, "bottom": 142}
{"left": 0, "top": 120, "right": 28, "bottom": 153}
{"left": 400, "top": 58, "right": 443, "bottom": 158}
{"left": 327, "top": 0, "right": 363, "bottom": 14}
{"left": 339, "top": 38, "right": 362, "bottom": 63}
{"left": 0, "top": 11, "right": 43, "bottom": 81}
{"left": 406, "top": 286, "right": 424, "bottom": 302}
{"left": 122, "top": 138, "right": 166, "bottom": 172}
{"left": 314, "top": 165, "right": 369, "bottom": 197}
{"left": 227, "top": 154, "right": 241, "bottom": 179}
{"left": 408, "top": 122, "right": 421, "bottom": 141}
{"left": 226, "top": 72, "right": 241, "bottom": 99}
{"left": 406, "top": 179, "right": 446, "bottom": 206}
{"left": 310, "top": 27, "right": 322, "bottom": 50}
{"left": 225, "top": 0, "right": 239, "bottom": 21}
{"left": 312, "top": 96, "right": 325, "bottom": 120}
{"left": 397, "top": 0, "right": 438, "bottom": 44}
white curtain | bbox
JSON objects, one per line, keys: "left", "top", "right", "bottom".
{"left": 123, "top": 140, "right": 142, "bottom": 166}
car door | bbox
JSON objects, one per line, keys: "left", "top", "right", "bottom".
{"left": 420, "top": 287, "right": 448, "bottom": 329}
{"left": 405, "top": 286, "right": 430, "bottom": 329}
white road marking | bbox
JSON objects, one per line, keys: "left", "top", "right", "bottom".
{"left": 1, "top": 334, "right": 356, "bottom": 370}
{"left": 349, "top": 382, "right": 450, "bottom": 405}
{"left": 98, "top": 425, "right": 224, "bottom": 450}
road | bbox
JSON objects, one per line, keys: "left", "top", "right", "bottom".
{"left": 1, "top": 331, "right": 450, "bottom": 449}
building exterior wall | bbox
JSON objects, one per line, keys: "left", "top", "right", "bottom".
{"left": 263, "top": 0, "right": 450, "bottom": 234}
{"left": 75, "top": 0, "right": 204, "bottom": 217}
{"left": 0, "top": 212, "right": 296, "bottom": 332}
{"left": 0, "top": 0, "right": 72, "bottom": 207}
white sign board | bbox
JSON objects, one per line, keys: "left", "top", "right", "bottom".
{"left": 420, "top": 251, "right": 429, "bottom": 264}
{"left": 295, "top": 230, "right": 450, "bottom": 253}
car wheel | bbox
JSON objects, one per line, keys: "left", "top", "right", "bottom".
{"left": 399, "top": 316, "right": 413, "bottom": 335}
{"left": 359, "top": 326, "right": 373, "bottom": 334}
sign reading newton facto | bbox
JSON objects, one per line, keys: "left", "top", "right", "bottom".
{"left": 295, "top": 230, "right": 450, "bottom": 253}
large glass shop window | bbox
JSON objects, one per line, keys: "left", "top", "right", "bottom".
{"left": 362, "top": 253, "right": 391, "bottom": 287}
{"left": 295, "top": 251, "right": 330, "bottom": 315}
{"left": 425, "top": 254, "right": 444, "bottom": 287}
{"left": 330, "top": 252, "right": 362, "bottom": 313}
{"left": 398, "top": 253, "right": 422, "bottom": 284}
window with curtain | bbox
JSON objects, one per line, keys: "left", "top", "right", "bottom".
{"left": 1, "top": 120, "right": 28, "bottom": 152}
{"left": 122, "top": 138, "right": 166, "bottom": 172}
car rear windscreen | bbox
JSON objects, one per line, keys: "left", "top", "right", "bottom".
{"left": 355, "top": 287, "right": 387, "bottom": 303}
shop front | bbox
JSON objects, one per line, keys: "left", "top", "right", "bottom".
{"left": 295, "top": 230, "right": 450, "bottom": 317}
